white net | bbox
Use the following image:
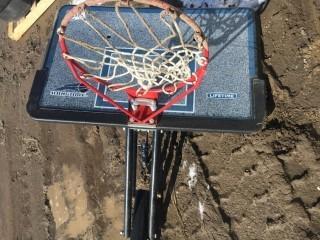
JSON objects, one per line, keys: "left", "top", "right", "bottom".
{"left": 59, "top": 4, "right": 207, "bottom": 95}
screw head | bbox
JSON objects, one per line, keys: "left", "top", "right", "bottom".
{"left": 129, "top": 117, "right": 135, "bottom": 123}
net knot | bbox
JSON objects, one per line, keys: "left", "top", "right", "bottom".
{"left": 160, "top": 9, "right": 178, "bottom": 20}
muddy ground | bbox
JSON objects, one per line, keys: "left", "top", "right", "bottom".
{"left": 0, "top": 0, "right": 320, "bottom": 240}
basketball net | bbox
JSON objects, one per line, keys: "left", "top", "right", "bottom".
{"left": 58, "top": 0, "right": 209, "bottom": 124}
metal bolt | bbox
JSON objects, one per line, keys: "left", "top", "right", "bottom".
{"left": 120, "top": 231, "right": 124, "bottom": 236}
{"left": 149, "top": 119, "right": 155, "bottom": 124}
{"left": 157, "top": 193, "right": 162, "bottom": 199}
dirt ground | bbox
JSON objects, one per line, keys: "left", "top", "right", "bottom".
{"left": 0, "top": 0, "right": 320, "bottom": 240}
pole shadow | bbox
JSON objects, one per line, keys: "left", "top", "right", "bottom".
{"left": 155, "top": 131, "right": 187, "bottom": 236}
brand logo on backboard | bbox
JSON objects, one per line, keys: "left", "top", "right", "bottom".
{"left": 207, "top": 92, "right": 238, "bottom": 100}
{"left": 50, "top": 84, "right": 88, "bottom": 98}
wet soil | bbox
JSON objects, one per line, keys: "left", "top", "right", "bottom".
{"left": 0, "top": 0, "right": 320, "bottom": 239}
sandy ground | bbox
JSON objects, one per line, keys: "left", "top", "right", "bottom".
{"left": 0, "top": 0, "right": 320, "bottom": 240}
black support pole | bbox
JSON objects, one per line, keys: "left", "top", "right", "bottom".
{"left": 149, "top": 130, "right": 161, "bottom": 239}
{"left": 131, "top": 130, "right": 138, "bottom": 197}
{"left": 124, "top": 128, "right": 137, "bottom": 238}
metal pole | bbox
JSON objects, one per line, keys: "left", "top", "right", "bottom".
{"left": 124, "top": 128, "right": 137, "bottom": 238}
{"left": 131, "top": 130, "right": 138, "bottom": 197}
{"left": 149, "top": 130, "right": 160, "bottom": 239}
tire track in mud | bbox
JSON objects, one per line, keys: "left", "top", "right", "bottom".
{"left": 20, "top": 136, "right": 49, "bottom": 240}
{"left": 187, "top": 124, "right": 320, "bottom": 240}
{"left": 268, "top": 122, "right": 320, "bottom": 238}
{"left": 160, "top": 132, "right": 232, "bottom": 240}
{"left": 188, "top": 137, "right": 239, "bottom": 240}
{"left": 264, "top": 119, "right": 320, "bottom": 238}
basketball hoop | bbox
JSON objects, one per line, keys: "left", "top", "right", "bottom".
{"left": 58, "top": 0, "right": 209, "bottom": 125}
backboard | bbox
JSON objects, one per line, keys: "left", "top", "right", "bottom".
{"left": 27, "top": 5, "right": 266, "bottom": 132}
